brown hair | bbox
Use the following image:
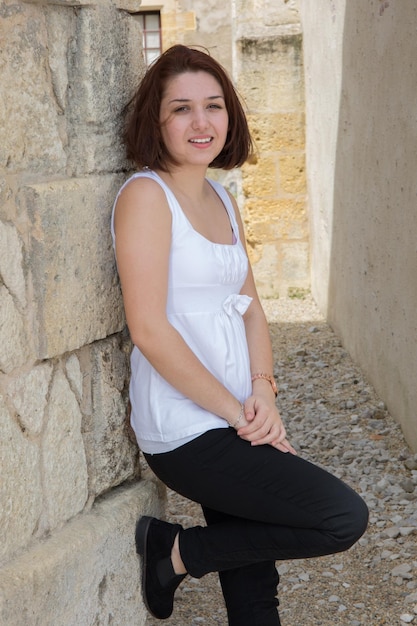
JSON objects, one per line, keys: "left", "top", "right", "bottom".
{"left": 124, "top": 45, "right": 254, "bottom": 171}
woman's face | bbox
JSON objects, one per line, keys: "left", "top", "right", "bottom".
{"left": 159, "top": 71, "right": 229, "bottom": 169}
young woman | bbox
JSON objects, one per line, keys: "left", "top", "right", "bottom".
{"left": 112, "top": 45, "right": 368, "bottom": 626}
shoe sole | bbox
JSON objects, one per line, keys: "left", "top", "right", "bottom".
{"left": 135, "top": 516, "right": 159, "bottom": 618}
{"left": 135, "top": 515, "right": 153, "bottom": 556}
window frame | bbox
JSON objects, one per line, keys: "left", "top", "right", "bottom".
{"left": 138, "top": 11, "right": 162, "bottom": 66}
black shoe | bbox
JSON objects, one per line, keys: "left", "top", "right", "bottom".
{"left": 135, "top": 516, "right": 186, "bottom": 620}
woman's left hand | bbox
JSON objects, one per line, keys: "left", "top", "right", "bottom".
{"left": 237, "top": 395, "right": 297, "bottom": 455}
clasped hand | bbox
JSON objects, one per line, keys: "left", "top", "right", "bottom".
{"left": 236, "top": 395, "right": 297, "bottom": 455}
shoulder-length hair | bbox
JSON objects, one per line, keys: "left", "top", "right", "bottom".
{"left": 124, "top": 45, "right": 254, "bottom": 171}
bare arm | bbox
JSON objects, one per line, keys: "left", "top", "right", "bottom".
{"left": 113, "top": 178, "right": 243, "bottom": 426}
{"left": 229, "top": 191, "right": 297, "bottom": 454}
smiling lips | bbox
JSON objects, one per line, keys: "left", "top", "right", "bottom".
{"left": 189, "top": 137, "right": 213, "bottom": 145}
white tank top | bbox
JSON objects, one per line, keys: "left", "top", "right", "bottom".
{"left": 111, "top": 170, "right": 252, "bottom": 453}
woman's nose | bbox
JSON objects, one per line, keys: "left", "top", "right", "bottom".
{"left": 191, "top": 108, "right": 209, "bottom": 129}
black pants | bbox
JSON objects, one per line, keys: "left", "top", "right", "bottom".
{"left": 144, "top": 428, "right": 369, "bottom": 626}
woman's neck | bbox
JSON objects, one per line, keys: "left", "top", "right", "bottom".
{"left": 157, "top": 167, "right": 209, "bottom": 204}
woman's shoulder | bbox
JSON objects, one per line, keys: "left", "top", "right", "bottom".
{"left": 117, "top": 170, "right": 167, "bottom": 202}
{"left": 111, "top": 171, "right": 175, "bottom": 243}
{"left": 118, "top": 170, "right": 162, "bottom": 196}
{"left": 114, "top": 172, "right": 174, "bottom": 221}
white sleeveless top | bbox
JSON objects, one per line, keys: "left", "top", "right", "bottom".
{"left": 111, "top": 170, "right": 252, "bottom": 453}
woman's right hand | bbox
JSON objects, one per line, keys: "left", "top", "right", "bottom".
{"left": 236, "top": 395, "right": 297, "bottom": 455}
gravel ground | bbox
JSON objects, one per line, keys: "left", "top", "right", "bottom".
{"left": 143, "top": 295, "right": 417, "bottom": 626}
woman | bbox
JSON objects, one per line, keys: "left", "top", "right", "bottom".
{"left": 112, "top": 45, "right": 368, "bottom": 625}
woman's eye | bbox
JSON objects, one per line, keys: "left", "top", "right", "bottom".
{"left": 173, "top": 105, "right": 189, "bottom": 113}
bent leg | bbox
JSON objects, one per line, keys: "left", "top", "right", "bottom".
{"left": 144, "top": 428, "right": 368, "bottom": 578}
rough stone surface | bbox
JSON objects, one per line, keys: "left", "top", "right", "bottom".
{"left": 248, "top": 112, "right": 305, "bottom": 152}
{"left": 65, "top": 5, "right": 142, "bottom": 176}
{"left": 0, "top": 399, "right": 42, "bottom": 567}
{"left": 0, "top": 285, "right": 30, "bottom": 373}
{"left": 0, "top": 2, "right": 67, "bottom": 173}
{"left": 0, "top": 480, "right": 162, "bottom": 626}
{"left": 40, "top": 369, "right": 88, "bottom": 534}
{"left": 7, "top": 362, "right": 53, "bottom": 436}
{"left": 84, "top": 335, "right": 140, "bottom": 497}
{"left": 22, "top": 175, "right": 126, "bottom": 359}
{"left": 235, "top": 0, "right": 301, "bottom": 39}
{"left": 281, "top": 241, "right": 310, "bottom": 285}
{"left": 238, "top": 25, "right": 308, "bottom": 298}
{"left": 245, "top": 199, "right": 308, "bottom": 240}
{"left": 0, "top": 220, "right": 26, "bottom": 307}
{"left": 144, "top": 296, "right": 417, "bottom": 626}
{"left": 65, "top": 353, "right": 83, "bottom": 401}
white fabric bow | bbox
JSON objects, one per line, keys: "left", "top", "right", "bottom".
{"left": 222, "top": 293, "right": 253, "bottom": 316}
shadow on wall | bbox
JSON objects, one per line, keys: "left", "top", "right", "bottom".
{"left": 328, "top": 1, "right": 417, "bottom": 450}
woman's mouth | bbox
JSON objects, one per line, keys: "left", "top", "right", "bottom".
{"left": 189, "top": 137, "right": 213, "bottom": 145}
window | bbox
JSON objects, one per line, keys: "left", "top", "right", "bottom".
{"left": 138, "top": 12, "right": 162, "bottom": 66}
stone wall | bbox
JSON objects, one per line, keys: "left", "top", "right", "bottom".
{"left": 0, "top": 0, "right": 163, "bottom": 623}
{"left": 235, "top": 0, "right": 308, "bottom": 298}
{"left": 299, "top": 0, "right": 417, "bottom": 451}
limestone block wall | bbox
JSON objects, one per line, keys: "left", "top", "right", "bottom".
{"left": 235, "top": 0, "right": 309, "bottom": 298}
{"left": 0, "top": 0, "right": 163, "bottom": 623}
{"left": 299, "top": 1, "right": 417, "bottom": 451}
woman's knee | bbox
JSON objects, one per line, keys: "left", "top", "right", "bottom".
{"left": 334, "top": 492, "right": 369, "bottom": 552}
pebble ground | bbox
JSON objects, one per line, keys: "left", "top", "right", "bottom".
{"left": 143, "top": 295, "right": 417, "bottom": 626}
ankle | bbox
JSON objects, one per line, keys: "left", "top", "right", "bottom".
{"left": 171, "top": 532, "right": 187, "bottom": 575}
